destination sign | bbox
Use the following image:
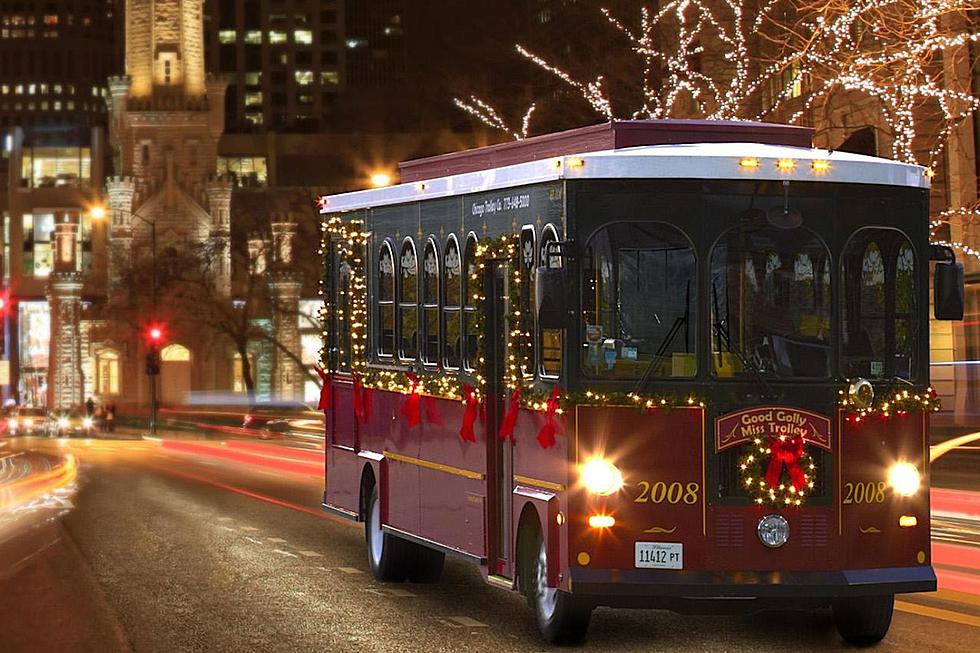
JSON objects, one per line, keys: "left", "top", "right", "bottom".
{"left": 714, "top": 406, "right": 831, "bottom": 452}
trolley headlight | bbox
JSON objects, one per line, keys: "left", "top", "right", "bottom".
{"left": 848, "top": 378, "right": 874, "bottom": 408}
{"left": 580, "top": 458, "right": 624, "bottom": 496}
{"left": 888, "top": 462, "right": 921, "bottom": 497}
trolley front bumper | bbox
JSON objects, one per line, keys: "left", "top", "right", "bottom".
{"left": 569, "top": 565, "right": 936, "bottom": 603}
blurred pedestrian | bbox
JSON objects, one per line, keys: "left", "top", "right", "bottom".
{"left": 95, "top": 404, "right": 105, "bottom": 433}
{"left": 106, "top": 404, "right": 115, "bottom": 433}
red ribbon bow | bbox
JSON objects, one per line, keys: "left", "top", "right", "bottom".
{"left": 459, "top": 384, "right": 478, "bottom": 443}
{"left": 498, "top": 389, "right": 521, "bottom": 443}
{"left": 401, "top": 373, "right": 423, "bottom": 427}
{"left": 536, "top": 386, "right": 562, "bottom": 449}
{"left": 313, "top": 366, "right": 331, "bottom": 411}
{"left": 352, "top": 372, "right": 371, "bottom": 423}
{"left": 765, "top": 434, "right": 807, "bottom": 491}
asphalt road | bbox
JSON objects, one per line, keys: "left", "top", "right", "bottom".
{"left": 1, "top": 438, "right": 978, "bottom": 652}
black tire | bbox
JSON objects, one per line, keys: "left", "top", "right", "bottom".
{"left": 833, "top": 594, "right": 894, "bottom": 646}
{"left": 521, "top": 520, "right": 592, "bottom": 645}
{"left": 364, "top": 486, "right": 410, "bottom": 582}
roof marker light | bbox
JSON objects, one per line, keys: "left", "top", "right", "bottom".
{"left": 776, "top": 158, "right": 797, "bottom": 171}
{"left": 811, "top": 160, "right": 831, "bottom": 173}
{"left": 739, "top": 157, "right": 760, "bottom": 169}
{"left": 567, "top": 157, "right": 585, "bottom": 169}
{"left": 924, "top": 168, "right": 936, "bottom": 179}
{"left": 415, "top": 182, "right": 427, "bottom": 192}
{"left": 552, "top": 158, "right": 563, "bottom": 170}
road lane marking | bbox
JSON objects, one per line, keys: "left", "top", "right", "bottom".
{"left": 267, "top": 537, "right": 287, "bottom": 543}
{"left": 240, "top": 526, "right": 259, "bottom": 532}
{"left": 337, "top": 567, "right": 363, "bottom": 574}
{"left": 273, "top": 549, "right": 298, "bottom": 558}
{"left": 220, "top": 526, "right": 236, "bottom": 532}
{"left": 896, "top": 600, "right": 980, "bottom": 628}
{"left": 298, "top": 550, "right": 322, "bottom": 557}
{"left": 365, "top": 588, "right": 415, "bottom": 597}
{"left": 444, "top": 616, "right": 488, "bottom": 628}
{"left": 244, "top": 536, "right": 264, "bottom": 545}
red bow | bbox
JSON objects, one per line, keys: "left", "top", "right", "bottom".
{"left": 459, "top": 384, "right": 478, "bottom": 442}
{"left": 401, "top": 373, "right": 423, "bottom": 427}
{"left": 498, "top": 389, "right": 521, "bottom": 443}
{"left": 536, "top": 387, "right": 562, "bottom": 449}
{"left": 314, "top": 366, "right": 331, "bottom": 411}
{"left": 765, "top": 434, "right": 807, "bottom": 491}
{"left": 352, "top": 373, "right": 371, "bottom": 423}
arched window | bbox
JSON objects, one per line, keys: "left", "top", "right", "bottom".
{"left": 96, "top": 349, "right": 120, "bottom": 396}
{"left": 462, "top": 233, "right": 479, "bottom": 370}
{"left": 711, "top": 222, "right": 830, "bottom": 379}
{"left": 841, "top": 228, "right": 917, "bottom": 379}
{"left": 584, "top": 222, "right": 697, "bottom": 379}
{"left": 539, "top": 224, "right": 562, "bottom": 377}
{"left": 338, "top": 259, "right": 352, "bottom": 370}
{"left": 421, "top": 238, "right": 440, "bottom": 366}
{"left": 398, "top": 238, "right": 419, "bottom": 362}
{"left": 161, "top": 344, "right": 191, "bottom": 361}
{"left": 519, "top": 226, "right": 536, "bottom": 377}
{"left": 443, "top": 235, "right": 462, "bottom": 369}
{"left": 377, "top": 240, "right": 395, "bottom": 357}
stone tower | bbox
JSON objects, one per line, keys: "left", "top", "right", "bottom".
{"left": 269, "top": 217, "right": 303, "bottom": 401}
{"left": 108, "top": 0, "right": 229, "bottom": 293}
{"left": 48, "top": 214, "right": 85, "bottom": 410}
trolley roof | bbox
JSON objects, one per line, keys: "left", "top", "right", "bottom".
{"left": 318, "top": 122, "right": 929, "bottom": 215}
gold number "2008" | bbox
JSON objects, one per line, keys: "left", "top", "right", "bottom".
{"left": 842, "top": 481, "right": 886, "bottom": 504}
{"left": 634, "top": 481, "right": 700, "bottom": 505}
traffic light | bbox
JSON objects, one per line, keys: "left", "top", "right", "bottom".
{"left": 144, "top": 323, "right": 166, "bottom": 376}
{"left": 146, "top": 349, "right": 161, "bottom": 376}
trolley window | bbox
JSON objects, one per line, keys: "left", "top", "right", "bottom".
{"left": 539, "top": 225, "right": 562, "bottom": 377}
{"left": 398, "top": 238, "right": 419, "bottom": 362}
{"left": 710, "top": 224, "right": 831, "bottom": 379}
{"left": 377, "top": 240, "right": 395, "bottom": 357}
{"left": 443, "top": 235, "right": 462, "bottom": 369}
{"left": 582, "top": 222, "right": 697, "bottom": 379}
{"left": 841, "top": 229, "right": 917, "bottom": 380}
{"left": 422, "top": 238, "right": 440, "bottom": 366}
{"left": 463, "top": 234, "right": 479, "bottom": 370}
{"left": 338, "top": 260, "right": 352, "bottom": 371}
{"left": 519, "top": 226, "right": 536, "bottom": 377}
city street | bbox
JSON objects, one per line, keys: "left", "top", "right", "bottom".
{"left": 0, "top": 436, "right": 977, "bottom": 652}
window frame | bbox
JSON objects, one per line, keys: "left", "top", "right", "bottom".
{"left": 442, "top": 234, "right": 462, "bottom": 370}
{"left": 421, "top": 236, "right": 441, "bottom": 369}
{"left": 519, "top": 225, "right": 536, "bottom": 379}
{"left": 376, "top": 239, "right": 396, "bottom": 359}
{"left": 397, "top": 237, "right": 419, "bottom": 364}
{"left": 539, "top": 224, "right": 562, "bottom": 379}
{"left": 462, "top": 232, "right": 480, "bottom": 371}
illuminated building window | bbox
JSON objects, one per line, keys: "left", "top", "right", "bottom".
{"left": 217, "top": 156, "right": 267, "bottom": 186}
{"left": 96, "top": 350, "right": 120, "bottom": 396}
{"left": 269, "top": 31, "right": 287, "bottom": 44}
{"left": 53, "top": 84, "right": 62, "bottom": 94}
{"left": 14, "top": 84, "right": 23, "bottom": 94}
{"left": 298, "top": 93, "right": 313, "bottom": 105}
{"left": 53, "top": 101, "right": 61, "bottom": 111}
{"left": 244, "top": 30, "right": 261, "bottom": 44}
{"left": 218, "top": 29, "right": 236, "bottom": 43}
{"left": 245, "top": 113, "right": 263, "bottom": 126}
{"left": 22, "top": 213, "right": 54, "bottom": 277}
{"left": 91, "top": 86, "right": 98, "bottom": 97}
{"left": 18, "top": 301, "right": 51, "bottom": 407}
{"left": 320, "top": 71, "right": 339, "bottom": 86}
{"left": 161, "top": 345, "right": 191, "bottom": 362}
{"left": 245, "top": 92, "right": 262, "bottom": 106}
{"left": 66, "top": 101, "right": 75, "bottom": 110}
{"left": 40, "top": 101, "right": 48, "bottom": 110}
{"left": 67, "top": 84, "right": 75, "bottom": 95}
{"left": 39, "top": 84, "right": 48, "bottom": 95}
{"left": 1, "top": 85, "right": 7, "bottom": 95}
{"left": 232, "top": 353, "right": 256, "bottom": 393}
{"left": 28, "top": 84, "right": 36, "bottom": 95}
{"left": 294, "top": 70, "right": 313, "bottom": 85}
{"left": 294, "top": 30, "right": 312, "bottom": 45}
{"left": 43, "top": 15, "right": 58, "bottom": 26}
{"left": 164, "top": 60, "right": 172, "bottom": 84}
{"left": 244, "top": 72, "right": 261, "bottom": 86}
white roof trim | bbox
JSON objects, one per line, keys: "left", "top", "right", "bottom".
{"left": 319, "top": 142, "right": 929, "bottom": 214}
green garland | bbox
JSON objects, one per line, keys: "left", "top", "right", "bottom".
{"left": 838, "top": 384, "right": 940, "bottom": 422}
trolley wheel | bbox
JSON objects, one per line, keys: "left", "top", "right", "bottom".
{"left": 833, "top": 594, "right": 894, "bottom": 646}
{"left": 522, "top": 521, "right": 592, "bottom": 645}
{"left": 365, "top": 486, "right": 410, "bottom": 582}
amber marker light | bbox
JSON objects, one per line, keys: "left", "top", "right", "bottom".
{"left": 588, "top": 515, "right": 615, "bottom": 529}
{"left": 899, "top": 515, "right": 918, "bottom": 528}
{"left": 739, "top": 157, "right": 760, "bottom": 169}
{"left": 567, "top": 157, "right": 585, "bottom": 169}
{"left": 775, "top": 158, "right": 797, "bottom": 170}
{"left": 924, "top": 168, "right": 936, "bottom": 179}
{"left": 811, "top": 160, "right": 831, "bottom": 173}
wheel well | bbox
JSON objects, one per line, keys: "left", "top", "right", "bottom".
{"left": 515, "top": 503, "right": 541, "bottom": 596}
{"left": 359, "top": 465, "right": 376, "bottom": 520}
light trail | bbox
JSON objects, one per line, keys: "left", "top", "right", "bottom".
{"left": 930, "top": 431, "right": 980, "bottom": 463}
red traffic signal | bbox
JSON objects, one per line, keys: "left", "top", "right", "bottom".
{"left": 145, "top": 322, "right": 167, "bottom": 345}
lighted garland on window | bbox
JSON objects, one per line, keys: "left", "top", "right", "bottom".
{"left": 319, "top": 216, "right": 704, "bottom": 417}
{"left": 838, "top": 385, "right": 940, "bottom": 423}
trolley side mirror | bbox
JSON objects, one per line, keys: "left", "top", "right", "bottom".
{"left": 934, "top": 262, "right": 964, "bottom": 320}
{"left": 536, "top": 266, "right": 567, "bottom": 329}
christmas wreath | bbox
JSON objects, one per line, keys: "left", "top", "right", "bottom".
{"left": 738, "top": 434, "right": 816, "bottom": 506}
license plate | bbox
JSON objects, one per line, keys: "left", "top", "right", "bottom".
{"left": 635, "top": 542, "right": 683, "bottom": 569}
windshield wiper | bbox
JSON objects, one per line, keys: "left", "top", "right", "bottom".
{"left": 711, "top": 280, "right": 775, "bottom": 397}
{"left": 634, "top": 282, "right": 690, "bottom": 394}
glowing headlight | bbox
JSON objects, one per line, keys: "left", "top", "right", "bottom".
{"left": 888, "top": 462, "right": 921, "bottom": 497}
{"left": 23, "top": 418, "right": 33, "bottom": 427}
{"left": 581, "top": 458, "right": 624, "bottom": 495}
{"left": 82, "top": 417, "right": 94, "bottom": 429}
{"left": 7, "top": 418, "right": 17, "bottom": 429}
{"left": 57, "top": 417, "right": 70, "bottom": 429}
